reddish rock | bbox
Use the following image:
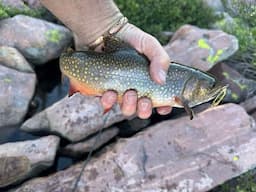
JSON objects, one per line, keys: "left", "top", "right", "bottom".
{"left": 164, "top": 25, "right": 238, "bottom": 71}
{"left": 12, "top": 104, "right": 256, "bottom": 192}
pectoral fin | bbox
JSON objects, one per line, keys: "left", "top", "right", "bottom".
{"left": 174, "top": 96, "right": 194, "bottom": 120}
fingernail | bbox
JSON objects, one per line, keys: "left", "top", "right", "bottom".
{"left": 158, "top": 69, "right": 166, "bottom": 84}
{"left": 107, "top": 94, "right": 116, "bottom": 103}
{"left": 126, "top": 92, "right": 137, "bottom": 104}
{"left": 140, "top": 101, "right": 150, "bottom": 111}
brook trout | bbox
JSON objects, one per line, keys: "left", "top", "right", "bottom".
{"left": 60, "top": 39, "right": 226, "bottom": 119}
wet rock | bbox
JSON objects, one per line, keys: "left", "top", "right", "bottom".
{"left": 0, "top": 0, "right": 55, "bottom": 21}
{"left": 0, "top": 46, "right": 33, "bottom": 73}
{"left": 209, "top": 62, "right": 256, "bottom": 103}
{"left": 21, "top": 93, "right": 125, "bottom": 142}
{"left": 61, "top": 127, "right": 119, "bottom": 157}
{"left": 0, "top": 65, "right": 36, "bottom": 127}
{"left": 0, "top": 135, "right": 59, "bottom": 188}
{"left": 11, "top": 104, "right": 256, "bottom": 192}
{"left": 164, "top": 24, "right": 238, "bottom": 71}
{"left": 0, "top": 15, "right": 72, "bottom": 65}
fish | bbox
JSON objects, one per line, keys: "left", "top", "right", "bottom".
{"left": 60, "top": 38, "right": 227, "bottom": 119}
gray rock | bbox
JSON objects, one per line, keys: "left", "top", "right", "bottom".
{"left": 0, "top": 15, "right": 72, "bottom": 65}
{"left": 0, "top": 46, "right": 33, "bottom": 73}
{"left": 164, "top": 24, "right": 238, "bottom": 71}
{"left": 21, "top": 93, "right": 125, "bottom": 142}
{"left": 61, "top": 127, "right": 119, "bottom": 157}
{"left": 0, "top": 65, "right": 36, "bottom": 127}
{"left": 0, "top": 135, "right": 60, "bottom": 188}
{"left": 11, "top": 104, "right": 256, "bottom": 192}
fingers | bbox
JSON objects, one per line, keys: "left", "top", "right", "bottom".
{"left": 156, "top": 106, "right": 172, "bottom": 115}
{"left": 137, "top": 98, "right": 152, "bottom": 119}
{"left": 121, "top": 90, "right": 137, "bottom": 116}
{"left": 122, "top": 91, "right": 152, "bottom": 119}
{"left": 101, "top": 90, "right": 171, "bottom": 119}
{"left": 116, "top": 23, "right": 170, "bottom": 84}
{"left": 101, "top": 90, "right": 118, "bottom": 111}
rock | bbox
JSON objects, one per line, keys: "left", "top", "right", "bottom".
{"left": 240, "top": 95, "right": 256, "bottom": 118}
{"left": 0, "top": 65, "right": 36, "bottom": 127}
{"left": 0, "top": 15, "right": 72, "bottom": 65}
{"left": 0, "top": 0, "right": 55, "bottom": 21}
{"left": 209, "top": 62, "right": 256, "bottom": 103}
{"left": 0, "top": 135, "right": 60, "bottom": 188}
{"left": 61, "top": 127, "right": 119, "bottom": 157}
{"left": 11, "top": 104, "right": 256, "bottom": 192}
{"left": 202, "top": 0, "right": 225, "bottom": 13}
{"left": 21, "top": 93, "right": 125, "bottom": 142}
{"left": 0, "top": 156, "right": 30, "bottom": 188}
{"left": 164, "top": 25, "right": 238, "bottom": 71}
{"left": 0, "top": 46, "right": 33, "bottom": 73}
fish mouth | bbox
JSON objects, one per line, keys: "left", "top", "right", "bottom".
{"left": 209, "top": 84, "right": 229, "bottom": 106}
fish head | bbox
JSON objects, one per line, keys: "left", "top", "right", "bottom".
{"left": 182, "top": 73, "right": 227, "bottom": 107}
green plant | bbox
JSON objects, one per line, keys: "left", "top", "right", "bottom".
{"left": 222, "top": 0, "right": 256, "bottom": 27}
{"left": 115, "top": 0, "right": 218, "bottom": 43}
{"left": 217, "top": 0, "right": 256, "bottom": 78}
{"left": 210, "top": 170, "right": 256, "bottom": 192}
{"left": 0, "top": 1, "right": 45, "bottom": 19}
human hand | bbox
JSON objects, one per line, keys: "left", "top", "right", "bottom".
{"left": 101, "top": 23, "right": 172, "bottom": 119}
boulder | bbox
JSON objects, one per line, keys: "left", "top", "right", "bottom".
{"left": 0, "top": 15, "right": 72, "bottom": 65}
{"left": 61, "top": 127, "right": 119, "bottom": 157}
{"left": 11, "top": 104, "right": 256, "bottom": 192}
{"left": 0, "top": 46, "right": 33, "bottom": 73}
{"left": 0, "top": 135, "right": 60, "bottom": 188}
{"left": 164, "top": 25, "right": 238, "bottom": 71}
{"left": 0, "top": 64, "right": 36, "bottom": 127}
{"left": 21, "top": 93, "right": 125, "bottom": 142}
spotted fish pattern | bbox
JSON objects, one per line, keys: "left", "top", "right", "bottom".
{"left": 60, "top": 45, "right": 225, "bottom": 110}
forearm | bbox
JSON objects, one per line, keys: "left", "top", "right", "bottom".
{"left": 40, "top": 0, "right": 123, "bottom": 49}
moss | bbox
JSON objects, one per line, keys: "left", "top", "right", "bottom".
{"left": 198, "top": 39, "right": 211, "bottom": 49}
{"left": 45, "top": 29, "right": 63, "bottom": 43}
{"left": 0, "top": 1, "right": 45, "bottom": 19}
{"left": 231, "top": 92, "right": 239, "bottom": 100}
{"left": 3, "top": 77, "right": 12, "bottom": 83}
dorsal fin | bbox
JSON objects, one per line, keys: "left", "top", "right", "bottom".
{"left": 102, "top": 36, "right": 133, "bottom": 52}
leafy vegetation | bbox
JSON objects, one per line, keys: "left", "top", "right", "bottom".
{"left": 0, "top": 1, "right": 45, "bottom": 19}
{"left": 211, "top": 170, "right": 256, "bottom": 192}
{"left": 218, "top": 0, "right": 256, "bottom": 72}
{"left": 115, "top": 0, "right": 219, "bottom": 43}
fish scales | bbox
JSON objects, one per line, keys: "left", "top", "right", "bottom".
{"left": 60, "top": 47, "right": 225, "bottom": 109}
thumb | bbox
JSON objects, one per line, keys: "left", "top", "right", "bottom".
{"left": 116, "top": 23, "right": 170, "bottom": 84}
